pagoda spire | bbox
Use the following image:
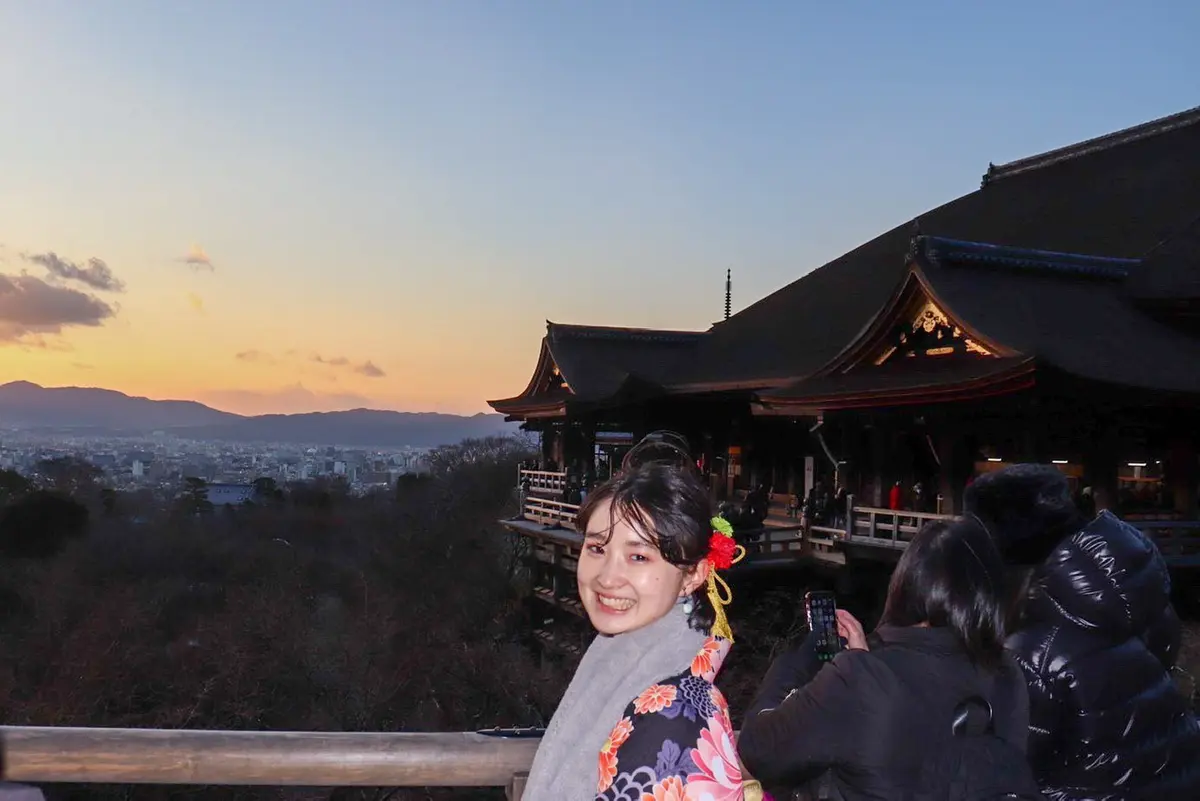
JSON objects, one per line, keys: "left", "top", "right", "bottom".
{"left": 724, "top": 269, "right": 732, "bottom": 320}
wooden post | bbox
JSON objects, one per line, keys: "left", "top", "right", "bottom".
{"left": 1167, "top": 438, "right": 1198, "bottom": 517}
{"left": 506, "top": 771, "right": 529, "bottom": 801}
{"left": 551, "top": 542, "right": 562, "bottom": 601}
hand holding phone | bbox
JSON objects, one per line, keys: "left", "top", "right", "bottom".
{"left": 835, "top": 608, "right": 869, "bottom": 651}
{"left": 804, "top": 590, "right": 844, "bottom": 662}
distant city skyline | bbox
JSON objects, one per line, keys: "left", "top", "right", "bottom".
{"left": 2, "top": 2, "right": 1198, "bottom": 415}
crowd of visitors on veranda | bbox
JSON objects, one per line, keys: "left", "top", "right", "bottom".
{"left": 520, "top": 433, "right": 1200, "bottom": 801}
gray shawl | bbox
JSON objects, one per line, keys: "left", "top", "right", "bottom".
{"left": 523, "top": 602, "right": 708, "bottom": 801}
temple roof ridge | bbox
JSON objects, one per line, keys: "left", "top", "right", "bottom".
{"left": 546, "top": 321, "right": 706, "bottom": 343}
{"left": 981, "top": 105, "right": 1200, "bottom": 187}
{"left": 914, "top": 235, "right": 1138, "bottom": 280}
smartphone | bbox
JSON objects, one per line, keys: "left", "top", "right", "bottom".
{"left": 804, "top": 590, "right": 843, "bottom": 662}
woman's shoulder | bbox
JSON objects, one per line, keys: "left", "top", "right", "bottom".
{"left": 618, "top": 635, "right": 733, "bottom": 727}
{"left": 827, "top": 644, "right": 905, "bottom": 683}
{"left": 597, "top": 637, "right": 745, "bottom": 799}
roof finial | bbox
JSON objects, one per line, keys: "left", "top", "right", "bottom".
{"left": 724, "top": 268, "right": 732, "bottom": 320}
{"left": 980, "top": 162, "right": 996, "bottom": 189}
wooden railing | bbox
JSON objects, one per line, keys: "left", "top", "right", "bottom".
{"left": 0, "top": 727, "right": 539, "bottom": 799}
{"left": 523, "top": 495, "right": 580, "bottom": 526}
{"left": 848, "top": 504, "right": 951, "bottom": 549}
{"left": 513, "top": 471, "right": 1200, "bottom": 568}
{"left": 1139, "top": 521, "right": 1200, "bottom": 567}
{"left": 519, "top": 468, "right": 568, "bottom": 495}
{"left": 519, "top": 469, "right": 580, "bottom": 526}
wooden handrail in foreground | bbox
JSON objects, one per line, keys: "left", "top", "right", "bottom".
{"left": 0, "top": 727, "right": 540, "bottom": 787}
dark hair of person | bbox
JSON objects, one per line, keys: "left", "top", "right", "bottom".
{"left": 879, "top": 518, "right": 1010, "bottom": 670}
{"left": 575, "top": 431, "right": 715, "bottom": 632}
{"left": 963, "top": 463, "right": 1087, "bottom": 567}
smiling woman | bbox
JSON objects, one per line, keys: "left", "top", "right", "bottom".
{"left": 522, "top": 433, "right": 757, "bottom": 801}
{"left": 576, "top": 466, "right": 712, "bottom": 636}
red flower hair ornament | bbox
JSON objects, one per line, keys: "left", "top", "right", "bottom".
{"left": 706, "top": 515, "right": 745, "bottom": 641}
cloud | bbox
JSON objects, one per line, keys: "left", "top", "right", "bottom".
{"left": 72, "top": 362, "right": 94, "bottom": 370}
{"left": 242, "top": 350, "right": 386, "bottom": 378}
{"left": 196, "top": 383, "right": 374, "bottom": 416}
{"left": 187, "top": 292, "right": 205, "bottom": 315}
{"left": 355, "top": 360, "right": 386, "bottom": 378}
{"left": 0, "top": 273, "right": 116, "bottom": 343}
{"left": 235, "top": 349, "right": 276, "bottom": 364}
{"left": 24, "top": 252, "right": 125, "bottom": 292}
{"left": 312, "top": 352, "right": 387, "bottom": 378}
{"left": 180, "top": 244, "right": 215, "bottom": 271}
{"left": 16, "top": 334, "right": 75, "bottom": 352}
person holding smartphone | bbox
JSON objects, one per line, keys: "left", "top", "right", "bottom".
{"left": 737, "top": 519, "right": 1041, "bottom": 801}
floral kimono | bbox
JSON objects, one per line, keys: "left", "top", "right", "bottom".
{"left": 595, "top": 635, "right": 747, "bottom": 801}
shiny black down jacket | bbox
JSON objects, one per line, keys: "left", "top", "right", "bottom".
{"left": 1009, "top": 511, "right": 1200, "bottom": 801}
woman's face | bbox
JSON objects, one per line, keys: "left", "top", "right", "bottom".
{"left": 577, "top": 497, "right": 707, "bottom": 635}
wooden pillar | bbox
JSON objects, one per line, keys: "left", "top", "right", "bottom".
{"left": 1020, "top": 399, "right": 1050, "bottom": 464}
{"left": 936, "top": 434, "right": 958, "bottom": 515}
{"left": 581, "top": 420, "right": 596, "bottom": 480}
{"left": 541, "top": 425, "right": 559, "bottom": 469}
{"left": 1082, "top": 416, "right": 1120, "bottom": 513}
{"left": 726, "top": 446, "right": 742, "bottom": 498}
{"left": 935, "top": 419, "right": 979, "bottom": 515}
{"left": 1166, "top": 437, "right": 1198, "bottom": 517}
{"left": 868, "top": 422, "right": 886, "bottom": 508}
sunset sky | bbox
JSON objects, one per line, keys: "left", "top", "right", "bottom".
{"left": 2, "top": 2, "right": 1197, "bottom": 415}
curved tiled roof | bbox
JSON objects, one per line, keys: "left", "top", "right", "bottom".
{"left": 676, "top": 106, "right": 1200, "bottom": 390}
{"left": 1130, "top": 212, "right": 1200, "bottom": 302}
{"left": 490, "top": 106, "right": 1200, "bottom": 415}
{"left": 487, "top": 322, "right": 705, "bottom": 414}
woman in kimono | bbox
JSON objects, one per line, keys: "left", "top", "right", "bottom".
{"left": 522, "top": 433, "right": 754, "bottom": 801}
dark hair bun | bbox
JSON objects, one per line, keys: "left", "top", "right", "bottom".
{"left": 621, "top": 430, "right": 695, "bottom": 473}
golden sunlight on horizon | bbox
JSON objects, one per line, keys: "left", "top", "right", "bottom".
{"left": 0, "top": 336, "right": 527, "bottom": 417}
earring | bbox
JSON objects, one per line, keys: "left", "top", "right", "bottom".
{"left": 682, "top": 597, "right": 695, "bottom": 615}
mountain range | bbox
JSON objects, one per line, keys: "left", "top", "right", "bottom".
{"left": 0, "top": 381, "right": 520, "bottom": 448}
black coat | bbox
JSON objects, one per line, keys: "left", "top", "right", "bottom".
{"left": 737, "top": 625, "right": 1029, "bottom": 801}
{"left": 1009, "top": 511, "right": 1200, "bottom": 801}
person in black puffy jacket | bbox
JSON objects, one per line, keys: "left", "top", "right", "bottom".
{"left": 965, "top": 464, "right": 1200, "bottom": 801}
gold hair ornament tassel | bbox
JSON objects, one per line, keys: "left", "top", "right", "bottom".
{"left": 707, "top": 515, "right": 745, "bottom": 642}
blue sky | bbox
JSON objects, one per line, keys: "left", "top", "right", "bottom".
{"left": 1, "top": 1, "right": 1197, "bottom": 413}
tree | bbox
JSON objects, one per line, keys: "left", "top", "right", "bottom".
{"left": 425, "top": 436, "right": 535, "bottom": 476}
{"left": 0, "top": 490, "right": 89, "bottom": 558}
{"left": 394, "top": 471, "right": 432, "bottom": 500}
{"left": 35, "top": 456, "right": 103, "bottom": 497}
{"left": 181, "top": 476, "right": 214, "bottom": 516}
{"left": 252, "top": 477, "right": 284, "bottom": 503}
{"left": 0, "top": 469, "right": 33, "bottom": 504}
{"left": 100, "top": 488, "right": 119, "bottom": 516}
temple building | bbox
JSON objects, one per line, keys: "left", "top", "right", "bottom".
{"left": 490, "top": 106, "right": 1200, "bottom": 526}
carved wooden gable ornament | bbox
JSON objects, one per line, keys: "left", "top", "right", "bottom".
{"left": 871, "top": 298, "right": 994, "bottom": 366}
